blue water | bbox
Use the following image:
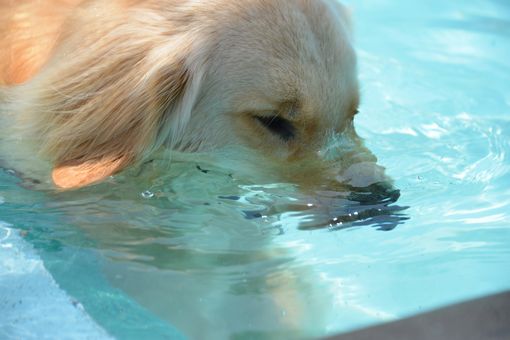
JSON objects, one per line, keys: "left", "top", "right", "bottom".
{"left": 1, "top": 0, "right": 510, "bottom": 338}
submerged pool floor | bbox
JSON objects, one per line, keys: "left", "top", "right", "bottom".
{"left": 1, "top": 0, "right": 510, "bottom": 338}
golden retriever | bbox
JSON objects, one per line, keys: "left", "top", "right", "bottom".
{"left": 0, "top": 3, "right": 403, "bottom": 336}
{"left": 0, "top": 0, "right": 386, "bottom": 192}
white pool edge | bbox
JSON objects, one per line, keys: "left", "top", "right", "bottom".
{"left": 0, "top": 222, "right": 113, "bottom": 340}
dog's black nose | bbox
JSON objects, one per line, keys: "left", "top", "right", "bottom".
{"left": 347, "top": 181, "right": 400, "bottom": 205}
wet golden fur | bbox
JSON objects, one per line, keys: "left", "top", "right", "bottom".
{"left": 0, "top": 0, "right": 364, "bottom": 189}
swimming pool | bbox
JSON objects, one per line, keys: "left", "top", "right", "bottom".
{"left": 1, "top": 0, "right": 509, "bottom": 338}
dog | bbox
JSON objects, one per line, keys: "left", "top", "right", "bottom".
{"left": 0, "top": 2, "right": 403, "bottom": 336}
{"left": 0, "top": 0, "right": 390, "bottom": 193}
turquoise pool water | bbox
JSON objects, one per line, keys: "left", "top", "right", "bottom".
{"left": 1, "top": 0, "right": 510, "bottom": 338}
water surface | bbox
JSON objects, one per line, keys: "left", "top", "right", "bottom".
{"left": 1, "top": 0, "right": 510, "bottom": 338}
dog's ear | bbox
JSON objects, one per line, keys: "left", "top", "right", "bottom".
{"left": 52, "top": 156, "right": 128, "bottom": 190}
{"left": 27, "top": 15, "right": 202, "bottom": 189}
{"left": 51, "top": 62, "right": 196, "bottom": 189}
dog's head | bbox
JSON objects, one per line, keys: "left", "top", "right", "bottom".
{"left": 178, "top": 0, "right": 358, "bottom": 154}
{"left": 19, "top": 0, "right": 385, "bottom": 190}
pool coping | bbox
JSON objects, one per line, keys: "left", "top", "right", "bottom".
{"left": 0, "top": 225, "right": 113, "bottom": 339}
{"left": 327, "top": 290, "right": 510, "bottom": 340}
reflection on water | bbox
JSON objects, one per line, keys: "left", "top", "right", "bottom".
{"left": 52, "top": 152, "right": 406, "bottom": 338}
{"left": 1, "top": 144, "right": 407, "bottom": 339}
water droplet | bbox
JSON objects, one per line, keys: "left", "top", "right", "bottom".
{"left": 141, "top": 190, "right": 155, "bottom": 199}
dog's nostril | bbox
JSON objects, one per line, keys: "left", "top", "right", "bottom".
{"left": 348, "top": 182, "right": 400, "bottom": 205}
{"left": 254, "top": 115, "right": 295, "bottom": 141}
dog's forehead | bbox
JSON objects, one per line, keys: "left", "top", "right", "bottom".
{"left": 205, "top": 0, "right": 358, "bottom": 119}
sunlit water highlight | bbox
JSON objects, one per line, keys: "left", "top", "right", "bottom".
{"left": 1, "top": 0, "right": 510, "bottom": 338}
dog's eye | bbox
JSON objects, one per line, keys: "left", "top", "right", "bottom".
{"left": 254, "top": 115, "right": 295, "bottom": 141}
